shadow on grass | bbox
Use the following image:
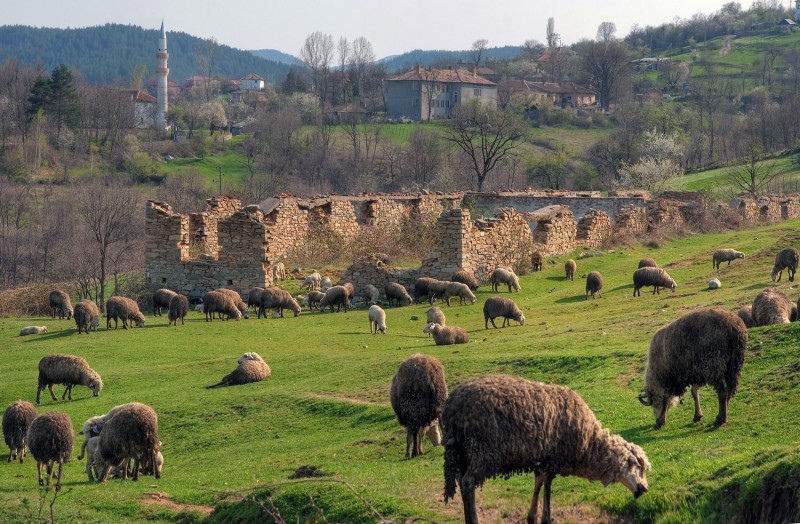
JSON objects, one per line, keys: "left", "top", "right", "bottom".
{"left": 742, "top": 283, "right": 771, "bottom": 291}
{"left": 546, "top": 276, "right": 569, "bottom": 282}
{"left": 24, "top": 330, "right": 75, "bottom": 341}
{"left": 555, "top": 295, "right": 591, "bottom": 304}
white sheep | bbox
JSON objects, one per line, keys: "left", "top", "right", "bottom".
{"left": 320, "top": 276, "right": 333, "bottom": 291}
{"left": 19, "top": 326, "right": 48, "bottom": 336}
{"left": 300, "top": 272, "right": 322, "bottom": 290}
{"left": 368, "top": 305, "right": 387, "bottom": 334}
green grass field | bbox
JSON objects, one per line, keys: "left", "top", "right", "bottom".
{"left": 3, "top": 218, "right": 800, "bottom": 523}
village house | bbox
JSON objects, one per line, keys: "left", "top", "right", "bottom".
{"left": 499, "top": 80, "right": 596, "bottom": 109}
{"left": 385, "top": 65, "right": 497, "bottom": 121}
{"left": 240, "top": 73, "right": 265, "bottom": 90}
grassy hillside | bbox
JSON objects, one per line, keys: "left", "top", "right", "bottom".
{"left": 3, "top": 218, "right": 800, "bottom": 523}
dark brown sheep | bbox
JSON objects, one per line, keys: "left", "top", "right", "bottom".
{"left": 638, "top": 257, "right": 658, "bottom": 269}
{"left": 27, "top": 411, "right": 74, "bottom": 490}
{"left": 585, "top": 270, "right": 603, "bottom": 299}
{"left": 639, "top": 308, "right": 747, "bottom": 429}
{"left": 712, "top": 249, "right": 745, "bottom": 270}
{"left": 207, "top": 353, "right": 271, "bottom": 388}
{"left": 73, "top": 299, "right": 100, "bottom": 334}
{"left": 564, "top": 259, "right": 576, "bottom": 280}
{"left": 751, "top": 287, "right": 796, "bottom": 326}
{"left": 531, "top": 251, "right": 543, "bottom": 272}
{"left": 385, "top": 282, "right": 413, "bottom": 306}
{"left": 203, "top": 291, "right": 242, "bottom": 321}
{"left": 451, "top": 270, "right": 480, "bottom": 291}
{"left": 483, "top": 297, "right": 525, "bottom": 328}
{"left": 307, "top": 290, "right": 325, "bottom": 310}
{"left": 214, "top": 288, "right": 250, "bottom": 319}
{"left": 106, "top": 296, "right": 146, "bottom": 329}
{"left": 151, "top": 288, "right": 177, "bottom": 316}
{"left": 49, "top": 290, "right": 73, "bottom": 320}
{"left": 167, "top": 293, "right": 189, "bottom": 326}
{"left": 443, "top": 375, "right": 650, "bottom": 524}
{"left": 771, "top": 247, "right": 800, "bottom": 282}
{"left": 424, "top": 322, "right": 469, "bottom": 345}
{"left": 413, "top": 277, "right": 437, "bottom": 303}
{"left": 632, "top": 267, "right": 677, "bottom": 297}
{"left": 37, "top": 354, "right": 103, "bottom": 404}
{"left": 389, "top": 354, "right": 447, "bottom": 459}
{"left": 319, "top": 285, "right": 351, "bottom": 313}
{"left": 258, "top": 287, "right": 301, "bottom": 318}
{"left": 737, "top": 305, "right": 754, "bottom": 328}
{"left": 247, "top": 287, "right": 265, "bottom": 312}
{"left": 95, "top": 402, "right": 160, "bottom": 482}
{"left": 3, "top": 400, "right": 38, "bottom": 463}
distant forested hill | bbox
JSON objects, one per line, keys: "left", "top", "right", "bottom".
{"left": 0, "top": 24, "right": 293, "bottom": 86}
{"left": 249, "top": 49, "right": 303, "bottom": 66}
{"left": 381, "top": 46, "right": 522, "bottom": 72}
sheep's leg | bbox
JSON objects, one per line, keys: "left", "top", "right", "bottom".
{"left": 132, "top": 457, "right": 140, "bottom": 481}
{"left": 790, "top": 268, "right": 796, "bottom": 282}
{"left": 405, "top": 429, "right": 413, "bottom": 459}
{"left": 691, "top": 385, "right": 703, "bottom": 422}
{"left": 46, "top": 460, "right": 54, "bottom": 487}
{"left": 490, "top": 317, "right": 498, "bottom": 329}
{"left": 37, "top": 461, "right": 44, "bottom": 486}
{"left": 47, "top": 384, "right": 58, "bottom": 401}
{"left": 541, "top": 472, "right": 554, "bottom": 524}
{"left": 55, "top": 459, "right": 63, "bottom": 491}
{"left": 713, "top": 385, "right": 729, "bottom": 427}
{"left": 415, "top": 427, "right": 424, "bottom": 457}
{"left": 527, "top": 472, "right": 545, "bottom": 524}
{"left": 459, "top": 475, "right": 479, "bottom": 524}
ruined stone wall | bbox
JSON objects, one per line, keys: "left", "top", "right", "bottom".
{"left": 614, "top": 205, "right": 649, "bottom": 237}
{"left": 187, "top": 196, "right": 241, "bottom": 257}
{"left": 576, "top": 209, "right": 612, "bottom": 249}
{"left": 337, "top": 256, "right": 420, "bottom": 301}
{"left": 419, "top": 208, "right": 476, "bottom": 280}
{"left": 472, "top": 208, "right": 535, "bottom": 278}
{"left": 530, "top": 206, "right": 577, "bottom": 257}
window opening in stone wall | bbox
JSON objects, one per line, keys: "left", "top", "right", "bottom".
{"left": 227, "top": 279, "right": 233, "bottom": 286}
{"left": 161, "top": 277, "right": 167, "bottom": 284}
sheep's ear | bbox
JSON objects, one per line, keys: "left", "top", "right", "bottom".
{"left": 638, "top": 391, "right": 653, "bottom": 406}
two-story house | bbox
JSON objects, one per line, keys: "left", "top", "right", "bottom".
{"left": 240, "top": 73, "right": 266, "bottom": 91}
{"left": 499, "top": 80, "right": 596, "bottom": 109}
{"left": 386, "top": 66, "right": 497, "bottom": 121}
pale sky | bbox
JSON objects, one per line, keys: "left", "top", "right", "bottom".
{"left": 7, "top": 1, "right": 751, "bottom": 58}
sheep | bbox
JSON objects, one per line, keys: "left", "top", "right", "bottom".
{"left": 26, "top": 411, "right": 74, "bottom": 491}
{"left": 167, "top": 293, "right": 189, "bottom": 326}
{"left": 712, "top": 248, "right": 745, "bottom": 270}
{"left": 586, "top": 270, "right": 603, "bottom": 299}
{"left": 451, "top": 270, "right": 479, "bottom": 291}
{"left": 300, "top": 271, "right": 321, "bottom": 290}
{"left": 319, "top": 285, "right": 351, "bottom": 313}
{"left": 413, "top": 277, "right": 437, "bottom": 303}
{"left": 202, "top": 291, "right": 242, "bottom": 322}
{"left": 36, "top": 354, "right": 103, "bottom": 404}
{"left": 258, "top": 287, "right": 301, "bottom": 318}
{"left": 151, "top": 288, "right": 177, "bottom": 316}
{"left": 207, "top": 353, "right": 271, "bottom": 388}
{"left": 320, "top": 276, "right": 334, "bottom": 291}
{"left": 442, "top": 281, "right": 477, "bottom": 306}
{"left": 638, "top": 308, "right": 747, "bottom": 429}
{"left": 737, "top": 305, "right": 754, "bottom": 328}
{"left": 94, "top": 402, "right": 160, "bottom": 482}
{"left": 81, "top": 435, "right": 100, "bottom": 481}
{"left": 638, "top": 258, "right": 658, "bottom": 269}
{"left": 74, "top": 299, "right": 100, "bottom": 334}
{"left": 425, "top": 279, "right": 450, "bottom": 304}
{"left": 77, "top": 415, "right": 106, "bottom": 465}
{"left": 3, "top": 400, "right": 37, "bottom": 463}
{"left": 751, "top": 287, "right": 796, "bottom": 326}
{"left": 531, "top": 251, "right": 544, "bottom": 272}
{"left": 361, "top": 284, "right": 379, "bottom": 306}
{"left": 390, "top": 354, "right": 448, "bottom": 459}
{"left": 307, "top": 290, "right": 325, "bottom": 310}
{"left": 564, "top": 259, "right": 577, "bottom": 281}
{"left": 442, "top": 374, "right": 651, "bottom": 524}
{"left": 19, "top": 326, "right": 48, "bottom": 336}
{"left": 771, "top": 247, "right": 800, "bottom": 282}
{"left": 106, "top": 296, "right": 146, "bottom": 329}
{"left": 426, "top": 306, "right": 446, "bottom": 327}
{"left": 369, "top": 304, "right": 387, "bottom": 334}
{"left": 247, "top": 287, "right": 265, "bottom": 312}
{"left": 139, "top": 447, "right": 164, "bottom": 477}
{"left": 272, "top": 262, "right": 286, "bottom": 281}
{"left": 49, "top": 290, "right": 73, "bottom": 320}
{"left": 632, "top": 267, "right": 677, "bottom": 297}
{"left": 424, "top": 322, "right": 469, "bottom": 345}
{"left": 483, "top": 297, "right": 525, "bottom": 329}
{"left": 490, "top": 267, "right": 521, "bottom": 292}
{"left": 215, "top": 288, "right": 250, "bottom": 319}
{"left": 343, "top": 282, "right": 355, "bottom": 303}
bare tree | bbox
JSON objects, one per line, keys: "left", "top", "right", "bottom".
{"left": 445, "top": 100, "right": 525, "bottom": 191}
{"left": 577, "top": 39, "right": 631, "bottom": 112}
{"left": 194, "top": 37, "right": 219, "bottom": 102}
{"left": 405, "top": 125, "right": 442, "bottom": 188}
{"left": 349, "top": 37, "right": 375, "bottom": 99}
{"left": 723, "top": 142, "right": 782, "bottom": 197}
{"left": 337, "top": 36, "right": 350, "bottom": 104}
{"left": 419, "top": 66, "right": 440, "bottom": 122}
{"left": 470, "top": 39, "right": 489, "bottom": 69}
{"left": 546, "top": 17, "right": 560, "bottom": 49}
{"left": 596, "top": 22, "right": 617, "bottom": 42}
{"left": 300, "top": 31, "right": 335, "bottom": 107}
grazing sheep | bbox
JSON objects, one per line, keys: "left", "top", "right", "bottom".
{"left": 483, "top": 297, "right": 525, "bottom": 329}
{"left": 586, "top": 271, "right": 603, "bottom": 299}
{"left": 49, "top": 290, "right": 73, "bottom": 320}
{"left": 771, "top": 247, "right": 800, "bottom": 282}
{"left": 3, "top": 400, "right": 37, "bottom": 463}
{"left": 390, "top": 354, "right": 448, "bottom": 459}
{"left": 442, "top": 281, "right": 477, "bottom": 306}
{"left": 19, "top": 326, "right": 48, "bottom": 336}
{"left": 307, "top": 290, "right": 325, "bottom": 310}
{"left": 26, "top": 411, "right": 74, "bottom": 490}
{"left": 413, "top": 277, "right": 437, "bottom": 303}
{"left": 319, "top": 285, "right": 351, "bottom": 313}
{"left": 425, "top": 279, "right": 450, "bottom": 304}
{"left": 81, "top": 435, "right": 100, "bottom": 481}
{"left": 207, "top": 353, "right": 271, "bottom": 388}
{"left": 564, "top": 259, "right": 577, "bottom": 281}
{"left": 214, "top": 289, "right": 250, "bottom": 319}
{"left": 424, "top": 322, "right": 469, "bottom": 345}
{"left": 368, "top": 304, "right": 387, "bottom": 334}
{"left": 74, "top": 299, "right": 100, "bottom": 334}
{"left": 638, "top": 258, "right": 658, "bottom": 269}
{"left": 490, "top": 267, "right": 521, "bottom": 292}
{"left": 531, "top": 251, "right": 544, "bottom": 272}
{"left": 106, "top": 296, "right": 146, "bottom": 329}
{"left": 246, "top": 287, "right": 265, "bottom": 312}
{"left": 139, "top": 447, "right": 163, "bottom": 477}
{"left": 426, "top": 306, "right": 446, "bottom": 328}
{"left": 300, "top": 271, "right": 321, "bottom": 290}
{"left": 632, "top": 267, "right": 677, "bottom": 297}
{"left": 737, "top": 305, "right": 754, "bottom": 328}
{"left": 443, "top": 375, "right": 651, "bottom": 524}
{"left": 258, "top": 287, "right": 301, "bottom": 318}
{"left": 151, "top": 288, "right": 177, "bottom": 316}
{"left": 202, "top": 291, "right": 242, "bottom": 321}
{"left": 94, "top": 402, "right": 160, "bottom": 482}
{"left": 77, "top": 415, "right": 106, "bottom": 466}
{"left": 751, "top": 287, "right": 796, "bottom": 326}
{"left": 272, "top": 262, "right": 286, "bottom": 282}
{"left": 451, "top": 270, "right": 480, "bottom": 291}
{"left": 343, "top": 282, "right": 355, "bottom": 303}
{"left": 37, "top": 354, "right": 103, "bottom": 404}
{"left": 638, "top": 308, "right": 747, "bottom": 429}
{"left": 320, "top": 276, "right": 334, "bottom": 291}
{"left": 194, "top": 303, "right": 204, "bottom": 312}
{"left": 712, "top": 249, "right": 745, "bottom": 270}
{"left": 167, "top": 294, "right": 189, "bottom": 326}
{"left": 363, "top": 284, "right": 380, "bottom": 306}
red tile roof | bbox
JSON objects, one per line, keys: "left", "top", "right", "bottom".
{"left": 388, "top": 66, "right": 496, "bottom": 86}
{"left": 500, "top": 80, "right": 594, "bottom": 95}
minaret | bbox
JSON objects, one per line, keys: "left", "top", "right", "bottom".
{"left": 155, "top": 20, "right": 169, "bottom": 128}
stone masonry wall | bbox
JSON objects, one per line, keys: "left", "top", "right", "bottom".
{"left": 576, "top": 209, "right": 612, "bottom": 249}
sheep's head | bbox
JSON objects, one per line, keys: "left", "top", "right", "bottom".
{"left": 638, "top": 388, "right": 679, "bottom": 429}
{"left": 292, "top": 304, "right": 301, "bottom": 316}
{"left": 616, "top": 445, "right": 650, "bottom": 499}
{"left": 771, "top": 267, "right": 781, "bottom": 282}
{"left": 668, "top": 280, "right": 677, "bottom": 292}
{"left": 425, "top": 420, "right": 441, "bottom": 446}
{"left": 241, "top": 308, "right": 250, "bottom": 319}
{"left": 516, "top": 312, "right": 526, "bottom": 326}
{"left": 737, "top": 252, "right": 745, "bottom": 259}
{"left": 66, "top": 307, "right": 74, "bottom": 320}
{"left": 423, "top": 322, "right": 439, "bottom": 335}
{"left": 88, "top": 375, "right": 104, "bottom": 397}
{"left": 134, "top": 314, "right": 145, "bottom": 328}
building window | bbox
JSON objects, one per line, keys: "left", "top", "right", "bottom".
{"left": 412, "top": 98, "right": 419, "bottom": 107}
{"left": 454, "top": 92, "right": 459, "bottom": 103}
{"left": 446, "top": 100, "right": 450, "bottom": 108}
{"left": 474, "top": 88, "right": 481, "bottom": 96}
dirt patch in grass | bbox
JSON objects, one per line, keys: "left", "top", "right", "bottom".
{"left": 140, "top": 492, "right": 214, "bottom": 515}
{"left": 308, "top": 392, "right": 390, "bottom": 406}
{"left": 716, "top": 462, "right": 800, "bottom": 523}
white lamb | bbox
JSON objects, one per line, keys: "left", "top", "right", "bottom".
{"left": 368, "top": 304, "right": 387, "bottom": 334}
{"left": 19, "top": 326, "right": 48, "bottom": 336}
{"left": 300, "top": 272, "right": 322, "bottom": 290}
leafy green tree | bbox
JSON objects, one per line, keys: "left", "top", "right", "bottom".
{"left": 27, "top": 64, "right": 80, "bottom": 141}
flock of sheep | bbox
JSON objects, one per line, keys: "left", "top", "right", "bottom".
{"left": 5, "top": 240, "right": 800, "bottom": 522}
